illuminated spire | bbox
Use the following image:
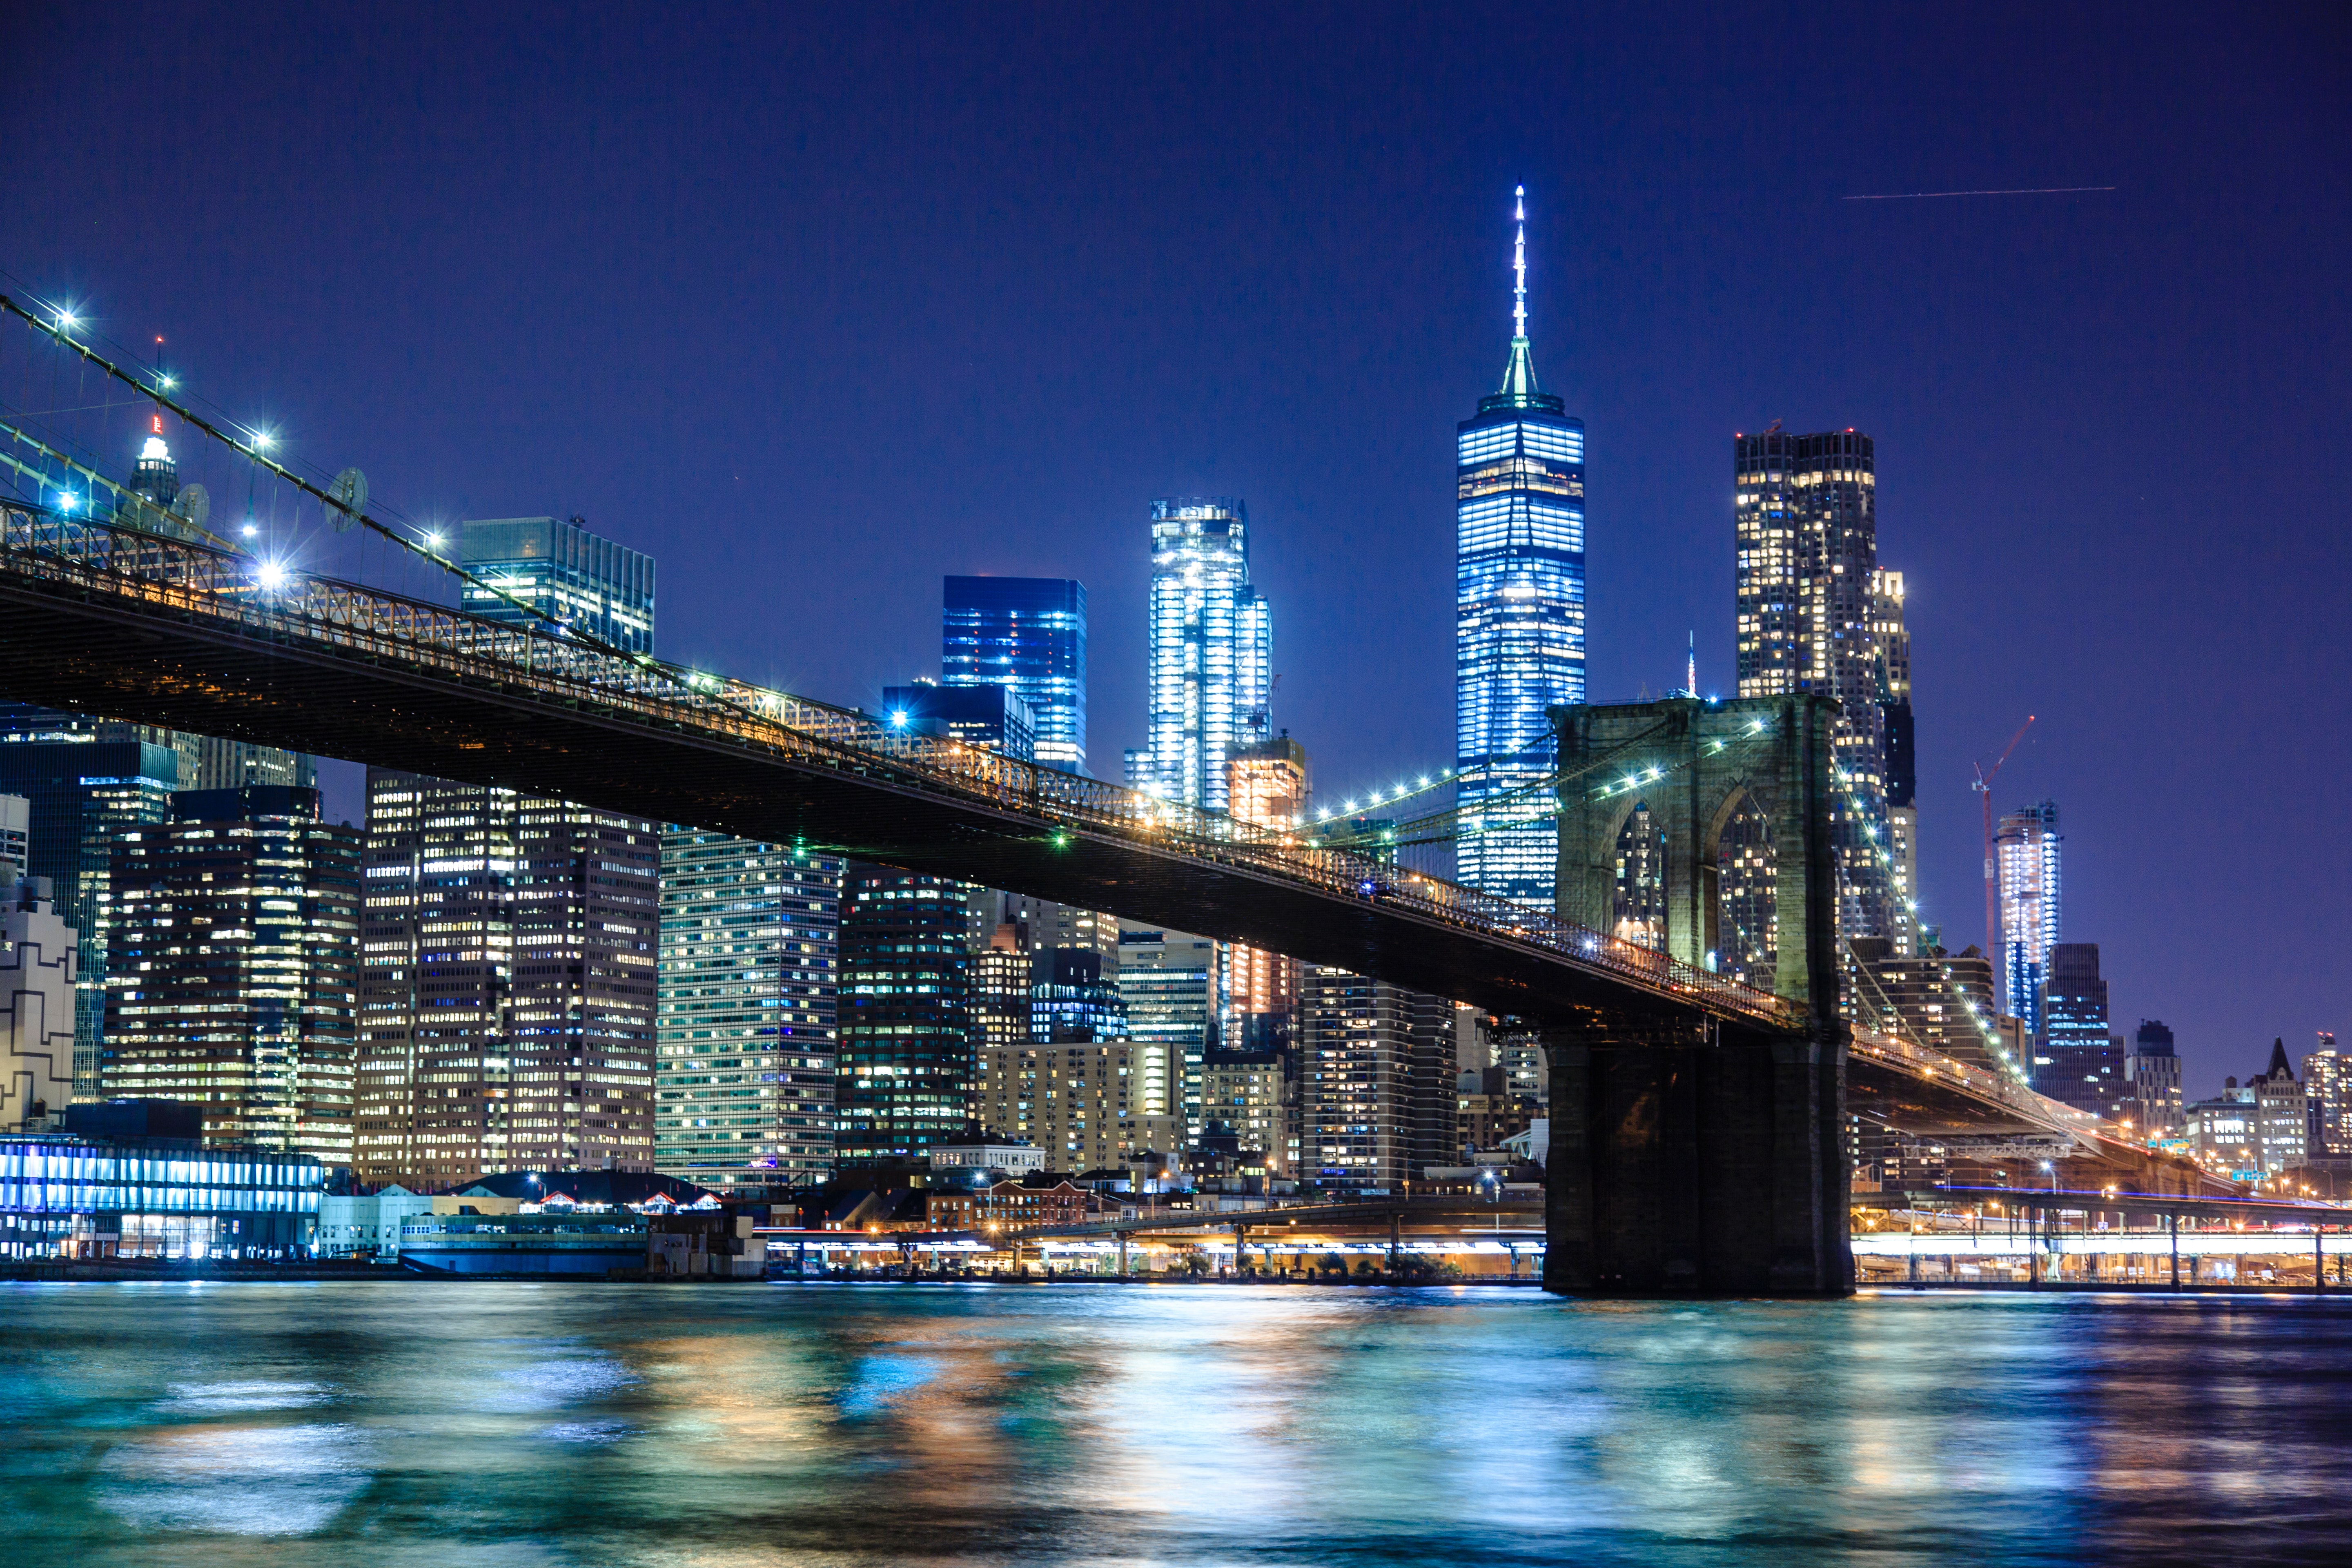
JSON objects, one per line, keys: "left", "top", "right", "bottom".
{"left": 1490, "top": 184, "right": 1550, "bottom": 408}
{"left": 1513, "top": 184, "right": 1528, "bottom": 340}
{"left": 1687, "top": 632, "right": 1697, "bottom": 697}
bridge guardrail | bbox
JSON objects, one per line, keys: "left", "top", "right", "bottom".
{"left": 0, "top": 506, "right": 1802, "bottom": 1027}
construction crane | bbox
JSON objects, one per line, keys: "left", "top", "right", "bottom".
{"left": 1972, "top": 715, "right": 2037, "bottom": 973}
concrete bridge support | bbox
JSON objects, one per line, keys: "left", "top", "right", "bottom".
{"left": 1542, "top": 1020, "right": 1852, "bottom": 1294}
{"left": 1544, "top": 696, "right": 1853, "bottom": 1296}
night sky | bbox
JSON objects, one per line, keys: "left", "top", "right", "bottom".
{"left": 9, "top": 4, "right": 2348, "bottom": 1095}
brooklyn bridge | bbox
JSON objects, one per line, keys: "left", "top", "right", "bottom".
{"left": 0, "top": 296, "right": 2227, "bottom": 1296}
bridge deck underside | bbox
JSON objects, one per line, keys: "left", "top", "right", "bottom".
{"left": 0, "top": 581, "right": 1744, "bottom": 1027}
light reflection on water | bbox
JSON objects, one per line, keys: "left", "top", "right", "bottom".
{"left": 2, "top": 1281, "right": 2347, "bottom": 1565}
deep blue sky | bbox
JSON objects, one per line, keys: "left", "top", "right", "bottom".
{"left": 11, "top": 3, "right": 2348, "bottom": 1094}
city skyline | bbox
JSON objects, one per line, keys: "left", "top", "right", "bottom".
{"left": 6, "top": 6, "right": 2342, "bottom": 1106}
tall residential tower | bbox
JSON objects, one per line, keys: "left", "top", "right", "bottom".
{"left": 1456, "top": 187, "right": 1585, "bottom": 906}
{"left": 1126, "top": 499, "right": 1272, "bottom": 812}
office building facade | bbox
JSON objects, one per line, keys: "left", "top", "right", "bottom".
{"left": 1734, "top": 428, "right": 1902, "bottom": 943}
{"left": 2305, "top": 1033, "right": 2348, "bottom": 1158}
{"left": 2034, "top": 942, "right": 2123, "bottom": 1116}
{"left": 1456, "top": 188, "right": 1584, "bottom": 907}
{"left": 1221, "top": 735, "right": 1310, "bottom": 1052}
{"left": 655, "top": 832, "right": 841, "bottom": 1193}
{"left": 942, "top": 576, "right": 1087, "bottom": 770}
{"left": 1115, "top": 924, "right": 1213, "bottom": 1139}
{"left": 976, "top": 1037, "right": 1182, "bottom": 1174}
{"left": 99, "top": 787, "right": 361, "bottom": 1164}
{"left": 0, "top": 739, "right": 182, "bottom": 1100}
{"left": 461, "top": 516, "right": 654, "bottom": 653}
{"left": 836, "top": 864, "right": 973, "bottom": 1161}
{"left": 2127, "top": 1019, "right": 2185, "bottom": 1137}
{"left": 0, "top": 869, "right": 75, "bottom": 1131}
{"left": 1996, "top": 801, "right": 2063, "bottom": 1033}
{"left": 1299, "top": 968, "right": 1457, "bottom": 1189}
{"left": 353, "top": 773, "right": 659, "bottom": 1187}
{"left": 880, "top": 682, "right": 1036, "bottom": 762}
{"left": 1127, "top": 498, "right": 1272, "bottom": 812}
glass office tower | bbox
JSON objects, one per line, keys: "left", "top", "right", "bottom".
{"left": 461, "top": 517, "right": 655, "bottom": 654}
{"left": 1127, "top": 499, "right": 1272, "bottom": 813}
{"left": 656, "top": 832, "right": 840, "bottom": 1192}
{"left": 1456, "top": 189, "right": 1585, "bottom": 906}
{"left": 835, "top": 864, "right": 973, "bottom": 1160}
{"left": 942, "top": 577, "right": 1087, "bottom": 770}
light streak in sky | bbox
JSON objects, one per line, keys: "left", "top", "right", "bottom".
{"left": 1843, "top": 185, "right": 2116, "bottom": 200}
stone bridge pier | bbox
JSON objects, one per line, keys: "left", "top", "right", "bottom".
{"left": 1541, "top": 695, "right": 1854, "bottom": 1296}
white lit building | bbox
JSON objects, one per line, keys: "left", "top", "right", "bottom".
{"left": 1126, "top": 498, "right": 1271, "bottom": 813}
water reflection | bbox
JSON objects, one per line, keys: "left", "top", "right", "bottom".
{"left": 2, "top": 1282, "right": 2348, "bottom": 1566}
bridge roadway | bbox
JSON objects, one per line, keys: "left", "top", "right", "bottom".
{"left": 0, "top": 506, "right": 2221, "bottom": 1195}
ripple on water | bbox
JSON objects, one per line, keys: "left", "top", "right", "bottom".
{"left": 96, "top": 1422, "right": 371, "bottom": 1536}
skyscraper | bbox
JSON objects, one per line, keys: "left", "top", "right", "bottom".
{"left": 942, "top": 577, "right": 1087, "bottom": 771}
{"left": 835, "top": 864, "right": 973, "bottom": 1160}
{"left": 353, "top": 773, "right": 659, "bottom": 1187}
{"left": 1734, "top": 428, "right": 1901, "bottom": 942}
{"left": 100, "top": 787, "right": 361, "bottom": 1164}
{"left": 461, "top": 516, "right": 655, "bottom": 654}
{"left": 0, "top": 868, "right": 75, "bottom": 1132}
{"left": 1126, "top": 499, "right": 1272, "bottom": 812}
{"left": 1873, "top": 568, "right": 1916, "bottom": 939}
{"left": 1996, "top": 801, "right": 2062, "bottom": 1032}
{"left": 1456, "top": 187, "right": 1585, "bottom": 907}
{"left": 655, "top": 832, "right": 841, "bottom": 1193}
{"left": 2034, "top": 942, "right": 2123, "bottom": 1116}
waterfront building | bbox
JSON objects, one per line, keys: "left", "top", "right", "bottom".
{"left": 942, "top": 576, "right": 1087, "bottom": 771}
{"left": 1996, "top": 802, "right": 2062, "bottom": 1033}
{"left": 2127, "top": 1020, "right": 2185, "bottom": 1137}
{"left": 880, "top": 682, "right": 1036, "bottom": 762}
{"left": 1299, "top": 968, "right": 1458, "bottom": 1189}
{"left": 0, "top": 869, "right": 75, "bottom": 1131}
{"left": 0, "top": 1099, "right": 323, "bottom": 1259}
{"left": 352, "top": 772, "right": 659, "bottom": 1187}
{"left": 836, "top": 864, "right": 973, "bottom": 1161}
{"left": 2034, "top": 943, "right": 2123, "bottom": 1117}
{"left": 975, "top": 1036, "right": 1183, "bottom": 1174}
{"left": 98, "top": 787, "right": 361, "bottom": 1165}
{"left": 655, "top": 831, "right": 840, "bottom": 1194}
{"left": 1733, "top": 427, "right": 1901, "bottom": 943}
{"left": 1115, "top": 923, "right": 1213, "bottom": 1138}
{"left": 460, "top": 516, "right": 654, "bottom": 653}
{"left": 1456, "top": 187, "right": 1585, "bottom": 907}
{"left": 0, "top": 738, "right": 181, "bottom": 1100}
{"left": 1126, "top": 498, "right": 1272, "bottom": 812}
{"left": 2307, "top": 1033, "right": 2349, "bottom": 1157}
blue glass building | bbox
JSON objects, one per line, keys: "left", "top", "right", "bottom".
{"left": 880, "top": 683, "right": 1036, "bottom": 762}
{"left": 461, "top": 517, "right": 655, "bottom": 655}
{"left": 1456, "top": 189, "right": 1585, "bottom": 906}
{"left": 942, "top": 577, "right": 1087, "bottom": 771}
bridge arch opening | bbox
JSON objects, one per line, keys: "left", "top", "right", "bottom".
{"left": 1713, "top": 788, "right": 1777, "bottom": 989}
{"left": 1611, "top": 801, "right": 1667, "bottom": 951}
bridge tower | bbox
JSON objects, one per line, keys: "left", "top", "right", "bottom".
{"left": 1542, "top": 694, "right": 1852, "bottom": 1296}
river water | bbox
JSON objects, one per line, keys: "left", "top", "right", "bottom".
{"left": 2, "top": 1281, "right": 2346, "bottom": 1565}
